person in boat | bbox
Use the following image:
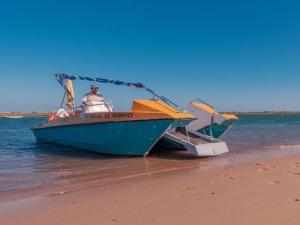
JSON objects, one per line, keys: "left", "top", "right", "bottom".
{"left": 82, "top": 85, "right": 112, "bottom": 112}
{"left": 82, "top": 85, "right": 104, "bottom": 106}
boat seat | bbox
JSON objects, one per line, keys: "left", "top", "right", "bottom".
{"left": 56, "top": 108, "right": 70, "bottom": 118}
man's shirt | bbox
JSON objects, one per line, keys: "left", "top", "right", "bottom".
{"left": 82, "top": 92, "right": 104, "bottom": 105}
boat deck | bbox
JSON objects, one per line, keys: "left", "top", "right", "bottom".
{"left": 168, "top": 127, "right": 217, "bottom": 145}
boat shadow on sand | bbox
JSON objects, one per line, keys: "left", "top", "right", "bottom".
{"left": 33, "top": 142, "right": 203, "bottom": 161}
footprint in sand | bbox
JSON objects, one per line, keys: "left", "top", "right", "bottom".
{"left": 293, "top": 162, "right": 300, "bottom": 168}
{"left": 257, "top": 168, "right": 269, "bottom": 172}
{"left": 185, "top": 186, "right": 196, "bottom": 191}
{"left": 221, "top": 174, "right": 235, "bottom": 180}
{"left": 268, "top": 180, "right": 281, "bottom": 185}
{"left": 292, "top": 172, "right": 300, "bottom": 176}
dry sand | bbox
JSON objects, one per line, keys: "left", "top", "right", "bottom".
{"left": 2, "top": 155, "right": 300, "bottom": 225}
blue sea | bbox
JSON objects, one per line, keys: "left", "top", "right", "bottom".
{"left": 1, "top": 115, "right": 300, "bottom": 200}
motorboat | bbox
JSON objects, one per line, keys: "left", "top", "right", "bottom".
{"left": 32, "top": 74, "right": 195, "bottom": 156}
{"left": 159, "top": 99, "right": 238, "bottom": 157}
{"left": 3, "top": 116, "right": 24, "bottom": 119}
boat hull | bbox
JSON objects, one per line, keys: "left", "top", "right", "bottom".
{"left": 187, "top": 100, "right": 238, "bottom": 139}
{"left": 197, "top": 120, "right": 235, "bottom": 139}
{"left": 32, "top": 119, "right": 173, "bottom": 156}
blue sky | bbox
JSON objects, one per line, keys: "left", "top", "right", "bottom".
{"left": 0, "top": 0, "right": 299, "bottom": 112}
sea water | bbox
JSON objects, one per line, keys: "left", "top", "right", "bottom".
{"left": 1, "top": 115, "right": 300, "bottom": 200}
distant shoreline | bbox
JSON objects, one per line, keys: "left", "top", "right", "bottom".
{"left": 227, "top": 111, "right": 300, "bottom": 115}
{"left": 1, "top": 111, "right": 300, "bottom": 117}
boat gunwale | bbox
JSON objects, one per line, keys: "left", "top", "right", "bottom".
{"left": 31, "top": 118, "right": 176, "bottom": 130}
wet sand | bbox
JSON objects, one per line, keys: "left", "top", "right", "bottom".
{"left": 2, "top": 145, "right": 299, "bottom": 202}
{"left": 2, "top": 154, "right": 300, "bottom": 225}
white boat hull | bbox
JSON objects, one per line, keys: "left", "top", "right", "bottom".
{"left": 186, "top": 100, "right": 238, "bottom": 139}
{"left": 162, "top": 130, "right": 228, "bottom": 157}
{"left": 3, "top": 116, "right": 24, "bottom": 119}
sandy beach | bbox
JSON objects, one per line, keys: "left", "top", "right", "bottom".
{"left": 2, "top": 154, "right": 300, "bottom": 225}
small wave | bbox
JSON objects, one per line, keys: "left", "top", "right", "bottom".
{"left": 237, "top": 123, "right": 289, "bottom": 127}
{"left": 264, "top": 123, "right": 288, "bottom": 127}
{"left": 278, "top": 144, "right": 300, "bottom": 149}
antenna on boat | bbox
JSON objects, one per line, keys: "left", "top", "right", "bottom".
{"left": 54, "top": 73, "right": 181, "bottom": 111}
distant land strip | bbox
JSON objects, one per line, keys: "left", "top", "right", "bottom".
{"left": 224, "top": 111, "right": 300, "bottom": 115}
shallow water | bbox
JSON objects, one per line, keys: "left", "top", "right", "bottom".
{"left": 1, "top": 115, "right": 300, "bottom": 200}
{"left": 223, "top": 114, "right": 300, "bottom": 151}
